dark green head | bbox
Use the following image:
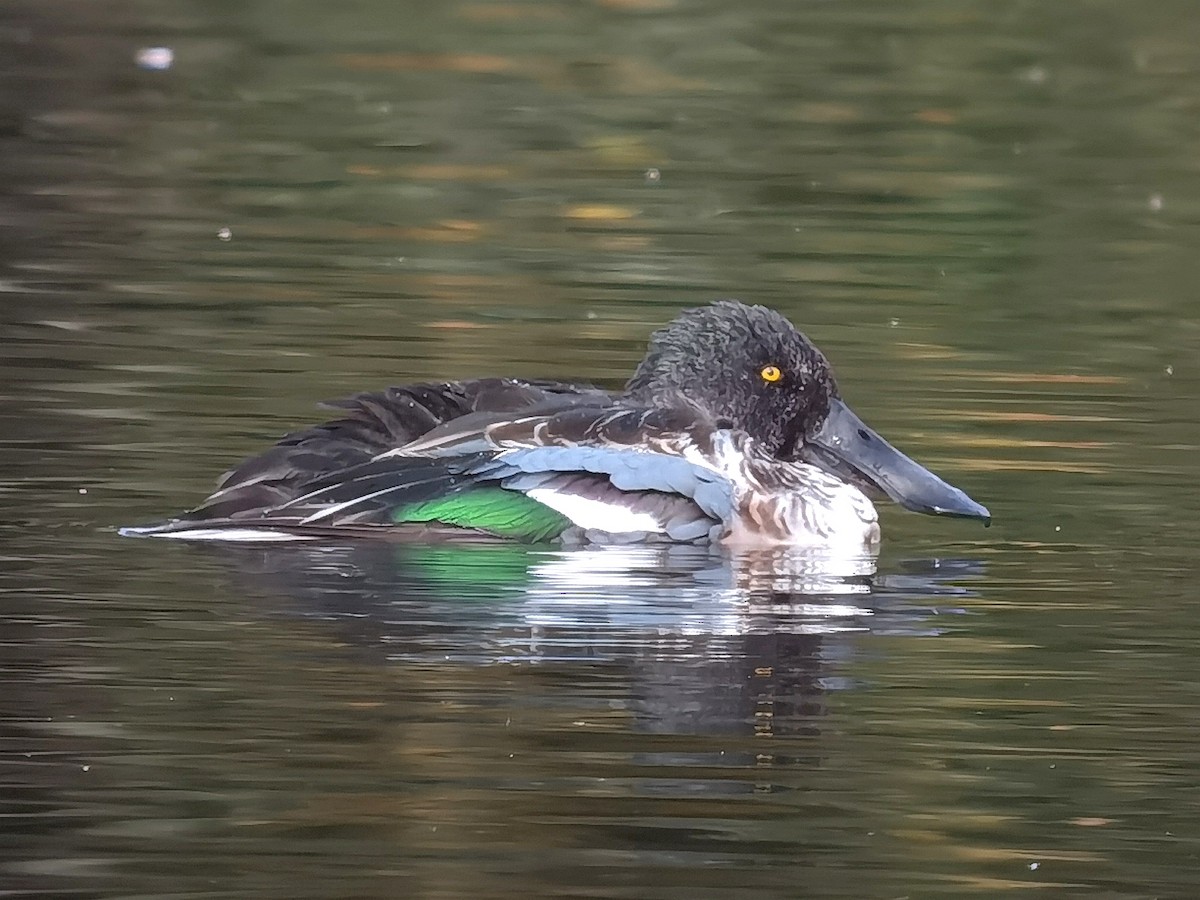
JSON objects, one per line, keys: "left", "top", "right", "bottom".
{"left": 625, "top": 300, "right": 837, "bottom": 457}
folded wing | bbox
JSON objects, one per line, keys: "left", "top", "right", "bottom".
{"left": 127, "top": 396, "right": 739, "bottom": 543}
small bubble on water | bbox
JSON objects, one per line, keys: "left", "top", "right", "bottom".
{"left": 644, "top": 167, "right": 661, "bottom": 183}
{"left": 217, "top": 226, "right": 232, "bottom": 241}
{"left": 136, "top": 47, "right": 174, "bottom": 71}
{"left": 1149, "top": 193, "right": 1164, "bottom": 211}
{"left": 1023, "top": 65, "right": 1048, "bottom": 84}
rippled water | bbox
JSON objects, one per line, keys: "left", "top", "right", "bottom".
{"left": 3, "top": 1, "right": 1200, "bottom": 897}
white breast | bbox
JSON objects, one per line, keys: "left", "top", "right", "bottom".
{"left": 703, "top": 432, "right": 881, "bottom": 550}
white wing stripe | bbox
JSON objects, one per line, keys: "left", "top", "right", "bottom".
{"left": 524, "top": 488, "right": 666, "bottom": 533}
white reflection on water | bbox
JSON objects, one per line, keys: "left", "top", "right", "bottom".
{"left": 520, "top": 545, "right": 877, "bottom": 637}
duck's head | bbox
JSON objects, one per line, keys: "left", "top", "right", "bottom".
{"left": 625, "top": 300, "right": 990, "bottom": 524}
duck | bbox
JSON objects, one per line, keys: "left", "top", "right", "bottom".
{"left": 121, "top": 300, "right": 990, "bottom": 548}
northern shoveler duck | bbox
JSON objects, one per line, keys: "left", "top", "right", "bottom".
{"left": 121, "top": 301, "right": 989, "bottom": 548}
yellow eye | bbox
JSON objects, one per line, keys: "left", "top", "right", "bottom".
{"left": 760, "top": 365, "right": 783, "bottom": 383}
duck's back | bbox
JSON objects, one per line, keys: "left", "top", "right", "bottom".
{"left": 193, "top": 378, "right": 615, "bottom": 520}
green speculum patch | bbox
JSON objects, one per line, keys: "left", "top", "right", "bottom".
{"left": 391, "top": 487, "right": 571, "bottom": 542}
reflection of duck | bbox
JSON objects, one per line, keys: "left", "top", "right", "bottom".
{"left": 205, "top": 541, "right": 984, "bottom": 738}
{"left": 123, "top": 301, "right": 988, "bottom": 548}
{"left": 221, "top": 542, "right": 980, "bottom": 639}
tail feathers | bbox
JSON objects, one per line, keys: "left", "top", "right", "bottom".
{"left": 124, "top": 455, "right": 490, "bottom": 540}
{"left": 121, "top": 452, "right": 575, "bottom": 542}
{"left": 116, "top": 519, "right": 517, "bottom": 543}
{"left": 117, "top": 521, "right": 315, "bottom": 541}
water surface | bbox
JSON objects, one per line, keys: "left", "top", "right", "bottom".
{"left": 3, "top": 1, "right": 1199, "bottom": 897}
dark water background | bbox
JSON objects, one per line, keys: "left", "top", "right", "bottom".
{"left": 3, "top": 1, "right": 1199, "bottom": 897}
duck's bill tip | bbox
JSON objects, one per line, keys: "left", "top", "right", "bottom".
{"left": 910, "top": 491, "right": 991, "bottom": 525}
